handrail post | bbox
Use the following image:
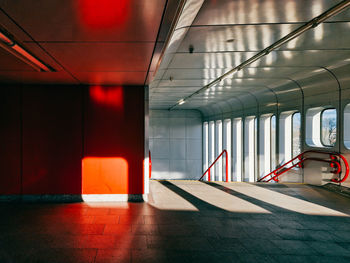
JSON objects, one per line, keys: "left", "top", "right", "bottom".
{"left": 149, "top": 150, "right": 152, "bottom": 179}
{"left": 208, "top": 168, "right": 211, "bottom": 181}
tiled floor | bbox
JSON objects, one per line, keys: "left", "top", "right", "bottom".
{"left": 1, "top": 180, "right": 350, "bottom": 262}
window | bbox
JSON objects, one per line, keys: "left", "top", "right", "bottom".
{"left": 208, "top": 121, "right": 215, "bottom": 181}
{"left": 344, "top": 104, "right": 350, "bottom": 149}
{"left": 254, "top": 118, "right": 258, "bottom": 179}
{"left": 292, "top": 112, "right": 301, "bottom": 157}
{"left": 321, "top": 109, "right": 336, "bottom": 147}
{"left": 271, "top": 115, "right": 276, "bottom": 170}
{"left": 203, "top": 122, "right": 209, "bottom": 174}
{"left": 306, "top": 107, "right": 337, "bottom": 148}
{"left": 279, "top": 111, "right": 301, "bottom": 175}
{"left": 215, "top": 120, "right": 223, "bottom": 181}
{"left": 223, "top": 119, "right": 231, "bottom": 181}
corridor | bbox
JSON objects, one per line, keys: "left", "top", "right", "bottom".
{"left": 1, "top": 181, "right": 350, "bottom": 263}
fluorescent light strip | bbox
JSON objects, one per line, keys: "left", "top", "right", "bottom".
{"left": 0, "top": 32, "right": 14, "bottom": 46}
{"left": 168, "top": 0, "right": 350, "bottom": 110}
{"left": 12, "top": 44, "right": 51, "bottom": 72}
{"left": 0, "top": 31, "right": 52, "bottom": 72}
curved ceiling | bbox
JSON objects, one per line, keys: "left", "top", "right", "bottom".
{"left": 149, "top": 0, "right": 350, "bottom": 114}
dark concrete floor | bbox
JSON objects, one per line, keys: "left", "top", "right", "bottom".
{"left": 1, "top": 180, "right": 350, "bottom": 262}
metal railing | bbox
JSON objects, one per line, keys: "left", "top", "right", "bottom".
{"left": 258, "top": 150, "right": 349, "bottom": 183}
{"left": 199, "top": 150, "right": 228, "bottom": 182}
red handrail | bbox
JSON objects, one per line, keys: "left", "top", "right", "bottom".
{"left": 149, "top": 150, "right": 152, "bottom": 179}
{"left": 199, "top": 149, "right": 228, "bottom": 182}
{"left": 258, "top": 150, "right": 349, "bottom": 183}
{"left": 332, "top": 153, "right": 349, "bottom": 183}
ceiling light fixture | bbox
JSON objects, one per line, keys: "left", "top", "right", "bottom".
{"left": 168, "top": 0, "right": 350, "bottom": 110}
{"left": 0, "top": 30, "right": 53, "bottom": 72}
{"left": 178, "top": 99, "right": 185, "bottom": 105}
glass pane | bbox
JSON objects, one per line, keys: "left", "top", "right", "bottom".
{"left": 254, "top": 118, "right": 258, "bottom": 179}
{"left": 292, "top": 113, "right": 301, "bottom": 157}
{"left": 203, "top": 122, "right": 209, "bottom": 172}
{"left": 321, "top": 109, "right": 337, "bottom": 146}
{"left": 223, "top": 119, "right": 231, "bottom": 181}
{"left": 233, "top": 118, "right": 242, "bottom": 182}
{"left": 271, "top": 115, "right": 276, "bottom": 170}
{"left": 344, "top": 105, "right": 350, "bottom": 149}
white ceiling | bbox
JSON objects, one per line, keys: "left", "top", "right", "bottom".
{"left": 149, "top": 0, "right": 350, "bottom": 111}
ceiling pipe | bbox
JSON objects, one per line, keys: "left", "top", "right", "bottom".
{"left": 169, "top": 0, "right": 350, "bottom": 110}
{"left": 0, "top": 30, "right": 53, "bottom": 72}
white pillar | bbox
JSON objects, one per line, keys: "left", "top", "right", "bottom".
{"left": 203, "top": 122, "right": 209, "bottom": 180}
{"left": 215, "top": 120, "right": 222, "bottom": 181}
{"left": 223, "top": 119, "right": 231, "bottom": 182}
{"left": 208, "top": 121, "right": 215, "bottom": 181}
{"left": 244, "top": 117, "right": 256, "bottom": 182}
{"left": 233, "top": 118, "right": 242, "bottom": 182}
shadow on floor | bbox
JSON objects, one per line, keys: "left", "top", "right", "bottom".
{"left": 1, "top": 180, "right": 350, "bottom": 263}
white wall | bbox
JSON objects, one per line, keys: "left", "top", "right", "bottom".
{"left": 149, "top": 110, "right": 202, "bottom": 179}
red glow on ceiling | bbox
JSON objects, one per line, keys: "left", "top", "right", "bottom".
{"left": 82, "top": 157, "right": 128, "bottom": 194}
{"left": 90, "top": 85, "right": 124, "bottom": 110}
{"left": 79, "top": 0, "right": 130, "bottom": 28}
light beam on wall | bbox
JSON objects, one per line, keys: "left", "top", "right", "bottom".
{"left": 79, "top": 0, "right": 130, "bottom": 28}
{"left": 89, "top": 85, "right": 124, "bottom": 111}
{"left": 82, "top": 157, "right": 128, "bottom": 195}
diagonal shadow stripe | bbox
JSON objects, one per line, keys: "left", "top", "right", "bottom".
{"left": 201, "top": 181, "right": 300, "bottom": 215}
{"left": 158, "top": 180, "right": 226, "bottom": 212}
{"left": 254, "top": 183, "right": 350, "bottom": 215}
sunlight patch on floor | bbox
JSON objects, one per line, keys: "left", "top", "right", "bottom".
{"left": 219, "top": 182, "right": 349, "bottom": 217}
{"left": 148, "top": 180, "right": 199, "bottom": 211}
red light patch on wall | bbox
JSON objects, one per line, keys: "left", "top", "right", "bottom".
{"left": 89, "top": 85, "right": 124, "bottom": 111}
{"left": 79, "top": 0, "right": 130, "bottom": 28}
{"left": 82, "top": 157, "right": 128, "bottom": 194}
